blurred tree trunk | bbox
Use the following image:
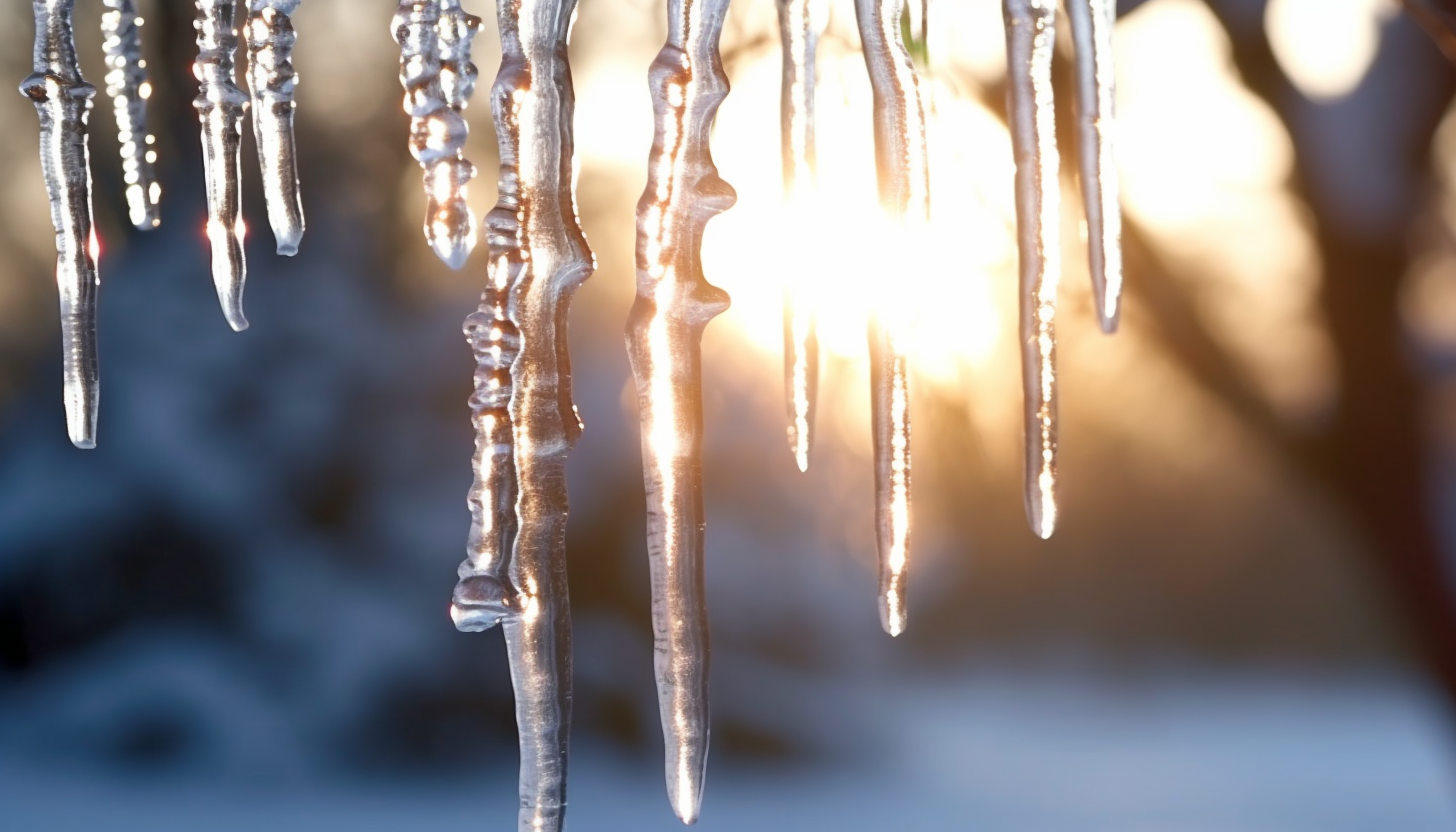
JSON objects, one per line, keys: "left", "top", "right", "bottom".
{"left": 1185, "top": 1, "right": 1456, "bottom": 707}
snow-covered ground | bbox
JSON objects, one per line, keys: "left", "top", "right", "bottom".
{"left": 5, "top": 672, "right": 1454, "bottom": 832}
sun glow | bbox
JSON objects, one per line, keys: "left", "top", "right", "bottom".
{"left": 704, "top": 44, "right": 1012, "bottom": 392}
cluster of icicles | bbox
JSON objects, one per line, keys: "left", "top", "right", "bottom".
{"left": 22, "top": 0, "right": 1121, "bottom": 828}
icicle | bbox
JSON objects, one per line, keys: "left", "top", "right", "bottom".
{"left": 625, "top": 0, "right": 735, "bottom": 821}
{"left": 1002, "top": 0, "right": 1060, "bottom": 539}
{"left": 854, "top": 0, "right": 926, "bottom": 637}
{"left": 449, "top": 0, "right": 592, "bottom": 830}
{"left": 21, "top": 0, "right": 100, "bottom": 449}
{"left": 193, "top": 0, "right": 250, "bottom": 331}
{"left": 101, "top": 0, "right": 160, "bottom": 231}
{"left": 776, "top": 0, "right": 820, "bottom": 473}
{"left": 244, "top": 0, "right": 304, "bottom": 255}
{"left": 392, "top": 0, "right": 480, "bottom": 270}
{"left": 1065, "top": 0, "right": 1121, "bottom": 332}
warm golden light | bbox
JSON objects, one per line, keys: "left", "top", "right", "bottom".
{"left": 1265, "top": 0, "right": 1394, "bottom": 101}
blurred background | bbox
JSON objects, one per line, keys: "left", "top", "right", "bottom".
{"left": 4, "top": 0, "right": 1456, "bottom": 828}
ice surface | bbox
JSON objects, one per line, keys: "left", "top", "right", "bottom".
{"left": 776, "top": 0, "right": 821, "bottom": 474}
{"left": 1003, "top": 0, "right": 1060, "bottom": 539}
{"left": 245, "top": 0, "right": 304, "bottom": 255}
{"left": 1066, "top": 0, "right": 1122, "bottom": 332}
{"left": 448, "top": 0, "right": 593, "bottom": 829}
{"left": 392, "top": 0, "right": 481, "bottom": 270}
{"left": 625, "top": 0, "right": 736, "bottom": 821}
{"left": 854, "top": 0, "right": 927, "bottom": 636}
{"left": 21, "top": 0, "right": 101, "bottom": 448}
{"left": 193, "top": 0, "right": 251, "bottom": 332}
{"left": 101, "top": 0, "right": 160, "bottom": 231}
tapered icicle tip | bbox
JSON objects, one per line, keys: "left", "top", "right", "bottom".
{"left": 219, "top": 291, "right": 249, "bottom": 332}
{"left": 1025, "top": 482, "right": 1057, "bottom": 540}
{"left": 65, "top": 403, "right": 97, "bottom": 450}
{"left": 432, "top": 235, "right": 473, "bottom": 271}
{"left": 667, "top": 745, "right": 706, "bottom": 825}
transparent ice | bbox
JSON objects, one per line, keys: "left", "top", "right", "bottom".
{"left": 447, "top": 0, "right": 593, "bottom": 830}
{"left": 245, "top": 0, "right": 305, "bottom": 255}
{"left": 21, "top": 0, "right": 100, "bottom": 448}
{"left": 193, "top": 0, "right": 251, "bottom": 331}
{"left": 392, "top": 0, "right": 481, "bottom": 270}
{"left": 101, "top": 0, "right": 160, "bottom": 230}
{"left": 1002, "top": 0, "right": 1124, "bottom": 539}
{"left": 855, "top": 0, "right": 926, "bottom": 636}
{"left": 776, "top": 0, "right": 822, "bottom": 473}
{"left": 625, "top": 0, "right": 735, "bottom": 821}
{"left": 1066, "top": 0, "right": 1123, "bottom": 332}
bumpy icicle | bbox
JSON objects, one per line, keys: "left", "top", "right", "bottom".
{"left": 854, "top": 0, "right": 926, "bottom": 637}
{"left": 193, "top": 0, "right": 250, "bottom": 331}
{"left": 449, "top": 0, "right": 593, "bottom": 829}
{"left": 625, "top": 0, "right": 735, "bottom": 821}
{"left": 245, "top": 0, "right": 304, "bottom": 255}
{"left": 392, "top": 0, "right": 481, "bottom": 269}
{"left": 101, "top": 0, "right": 160, "bottom": 230}
{"left": 1003, "top": 0, "right": 1060, "bottom": 539}
{"left": 1065, "top": 0, "right": 1121, "bottom": 332}
{"left": 776, "top": 0, "right": 820, "bottom": 473}
{"left": 22, "top": 0, "right": 100, "bottom": 448}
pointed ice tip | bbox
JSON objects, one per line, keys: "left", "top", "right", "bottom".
{"left": 275, "top": 239, "right": 300, "bottom": 257}
{"left": 224, "top": 311, "right": 250, "bottom": 333}
{"left": 666, "top": 740, "right": 707, "bottom": 826}
{"left": 433, "top": 240, "right": 473, "bottom": 271}
{"left": 670, "top": 788, "right": 701, "bottom": 826}
{"left": 1098, "top": 311, "right": 1120, "bottom": 335}
{"left": 70, "top": 434, "right": 96, "bottom": 450}
{"left": 1026, "top": 496, "right": 1057, "bottom": 540}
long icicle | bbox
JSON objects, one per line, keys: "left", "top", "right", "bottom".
{"left": 22, "top": 0, "right": 100, "bottom": 448}
{"left": 854, "top": 0, "right": 926, "bottom": 637}
{"left": 194, "top": 0, "right": 250, "bottom": 331}
{"left": 1065, "top": 0, "right": 1121, "bottom": 332}
{"left": 392, "top": 0, "right": 480, "bottom": 270}
{"left": 101, "top": 0, "right": 160, "bottom": 230}
{"left": 1003, "top": 0, "right": 1060, "bottom": 539}
{"left": 776, "top": 0, "right": 820, "bottom": 473}
{"left": 245, "top": 0, "right": 305, "bottom": 255}
{"left": 626, "top": 0, "right": 735, "bottom": 821}
{"left": 450, "top": 0, "right": 593, "bottom": 829}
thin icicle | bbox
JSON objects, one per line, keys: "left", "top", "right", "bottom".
{"left": 854, "top": 0, "right": 926, "bottom": 637}
{"left": 1003, "top": 0, "right": 1060, "bottom": 539}
{"left": 245, "top": 0, "right": 304, "bottom": 255}
{"left": 1065, "top": 0, "right": 1122, "bottom": 332}
{"left": 22, "top": 0, "right": 100, "bottom": 448}
{"left": 450, "top": 0, "right": 593, "bottom": 829}
{"left": 625, "top": 0, "right": 735, "bottom": 821}
{"left": 776, "top": 0, "right": 820, "bottom": 473}
{"left": 193, "top": 0, "right": 250, "bottom": 331}
{"left": 101, "top": 0, "right": 160, "bottom": 230}
{"left": 392, "top": 0, "right": 480, "bottom": 269}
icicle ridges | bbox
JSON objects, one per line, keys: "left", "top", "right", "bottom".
{"left": 625, "top": 0, "right": 735, "bottom": 821}
{"left": 393, "top": 0, "right": 481, "bottom": 270}
{"left": 854, "top": 0, "right": 926, "bottom": 637}
{"left": 22, "top": 0, "right": 100, "bottom": 448}
{"left": 245, "top": 0, "right": 304, "bottom": 255}
{"left": 101, "top": 0, "right": 160, "bottom": 231}
{"left": 193, "top": 0, "right": 250, "bottom": 331}
{"left": 448, "top": 0, "right": 592, "bottom": 829}
{"left": 1003, "top": 0, "right": 1060, "bottom": 539}
{"left": 776, "top": 0, "right": 820, "bottom": 473}
{"left": 1065, "top": 0, "right": 1121, "bottom": 332}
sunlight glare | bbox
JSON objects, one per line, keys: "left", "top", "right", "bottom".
{"left": 1265, "top": 0, "right": 1394, "bottom": 102}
